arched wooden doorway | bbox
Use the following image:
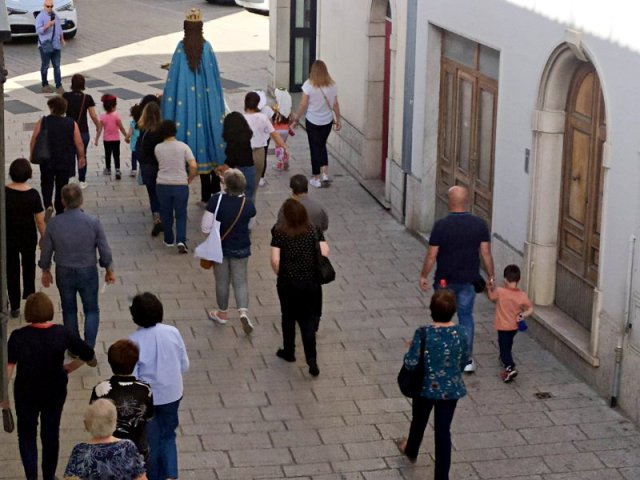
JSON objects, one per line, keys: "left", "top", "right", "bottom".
{"left": 555, "top": 63, "right": 606, "bottom": 329}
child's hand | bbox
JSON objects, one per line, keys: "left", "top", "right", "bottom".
{"left": 94, "top": 139, "right": 99, "bottom": 146}
{"left": 125, "top": 136, "right": 130, "bottom": 144}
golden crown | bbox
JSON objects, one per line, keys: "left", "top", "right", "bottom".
{"left": 185, "top": 8, "right": 203, "bottom": 22}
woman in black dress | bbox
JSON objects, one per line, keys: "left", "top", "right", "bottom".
{"left": 29, "top": 95, "right": 85, "bottom": 217}
{"left": 1, "top": 292, "right": 96, "bottom": 480}
{"left": 5, "top": 158, "right": 45, "bottom": 318}
{"left": 270, "top": 198, "right": 330, "bottom": 377}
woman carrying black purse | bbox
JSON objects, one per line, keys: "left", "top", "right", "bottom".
{"left": 396, "top": 289, "right": 469, "bottom": 479}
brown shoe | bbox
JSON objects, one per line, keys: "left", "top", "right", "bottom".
{"left": 41, "top": 85, "right": 54, "bottom": 94}
{"left": 55, "top": 86, "right": 64, "bottom": 94}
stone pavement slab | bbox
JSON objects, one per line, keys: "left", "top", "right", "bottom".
{"left": 3, "top": 7, "right": 640, "bottom": 480}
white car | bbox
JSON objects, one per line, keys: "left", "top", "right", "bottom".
{"left": 6, "top": 0, "right": 78, "bottom": 39}
{"left": 235, "top": 0, "right": 269, "bottom": 15}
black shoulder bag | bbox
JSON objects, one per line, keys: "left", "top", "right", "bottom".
{"left": 314, "top": 228, "right": 335, "bottom": 285}
{"left": 398, "top": 327, "right": 426, "bottom": 398}
{"left": 30, "top": 116, "right": 50, "bottom": 165}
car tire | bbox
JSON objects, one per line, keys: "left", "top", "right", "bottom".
{"left": 63, "top": 30, "right": 77, "bottom": 40}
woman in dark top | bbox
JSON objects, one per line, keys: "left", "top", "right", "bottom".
{"left": 396, "top": 289, "right": 469, "bottom": 479}
{"left": 30, "top": 95, "right": 86, "bottom": 217}
{"left": 222, "top": 111, "right": 256, "bottom": 201}
{"left": 203, "top": 169, "right": 256, "bottom": 334}
{"left": 63, "top": 74, "right": 100, "bottom": 188}
{"left": 270, "top": 198, "right": 329, "bottom": 377}
{"left": 136, "top": 101, "right": 164, "bottom": 237}
{"left": 5, "top": 158, "right": 45, "bottom": 318}
{"left": 1, "top": 292, "right": 96, "bottom": 480}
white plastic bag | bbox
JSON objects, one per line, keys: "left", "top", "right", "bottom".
{"left": 194, "top": 194, "right": 223, "bottom": 263}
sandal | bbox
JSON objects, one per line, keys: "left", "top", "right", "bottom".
{"left": 206, "top": 308, "right": 228, "bottom": 325}
{"left": 395, "top": 438, "right": 416, "bottom": 464}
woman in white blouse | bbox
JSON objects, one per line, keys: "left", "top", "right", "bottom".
{"left": 292, "top": 60, "right": 341, "bottom": 188}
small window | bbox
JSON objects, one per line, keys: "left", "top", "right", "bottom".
{"left": 443, "top": 32, "right": 476, "bottom": 69}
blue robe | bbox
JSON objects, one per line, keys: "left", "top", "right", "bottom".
{"left": 161, "top": 40, "right": 226, "bottom": 174}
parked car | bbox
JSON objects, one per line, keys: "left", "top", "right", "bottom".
{"left": 6, "top": 0, "right": 78, "bottom": 39}
{"left": 205, "top": 0, "right": 237, "bottom": 5}
{"left": 235, "top": 0, "right": 269, "bottom": 15}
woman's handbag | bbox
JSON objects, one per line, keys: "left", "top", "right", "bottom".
{"left": 195, "top": 195, "right": 246, "bottom": 268}
{"left": 30, "top": 116, "right": 50, "bottom": 165}
{"left": 314, "top": 229, "right": 335, "bottom": 285}
{"left": 3, "top": 407, "right": 15, "bottom": 433}
{"left": 398, "top": 327, "right": 426, "bottom": 398}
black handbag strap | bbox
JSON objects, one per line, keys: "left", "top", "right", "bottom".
{"left": 417, "top": 327, "right": 426, "bottom": 369}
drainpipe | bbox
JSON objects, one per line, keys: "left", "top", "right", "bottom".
{"left": 611, "top": 235, "right": 636, "bottom": 408}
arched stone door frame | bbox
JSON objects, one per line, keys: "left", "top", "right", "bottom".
{"left": 525, "top": 41, "right": 611, "bottom": 356}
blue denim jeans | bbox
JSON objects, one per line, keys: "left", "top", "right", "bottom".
{"left": 140, "top": 163, "right": 160, "bottom": 215}
{"left": 437, "top": 282, "right": 476, "bottom": 357}
{"left": 55, "top": 265, "right": 100, "bottom": 347}
{"left": 238, "top": 165, "right": 256, "bottom": 203}
{"left": 147, "top": 398, "right": 181, "bottom": 480}
{"left": 39, "top": 47, "right": 61, "bottom": 88}
{"left": 156, "top": 184, "right": 189, "bottom": 245}
{"left": 77, "top": 131, "right": 90, "bottom": 181}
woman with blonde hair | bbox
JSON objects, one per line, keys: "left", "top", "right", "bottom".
{"left": 136, "top": 102, "right": 164, "bottom": 237}
{"left": 64, "top": 399, "right": 147, "bottom": 479}
{"left": 292, "top": 60, "right": 341, "bottom": 188}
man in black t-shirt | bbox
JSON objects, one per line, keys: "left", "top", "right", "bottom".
{"left": 419, "top": 186, "right": 495, "bottom": 373}
{"left": 90, "top": 339, "right": 153, "bottom": 458}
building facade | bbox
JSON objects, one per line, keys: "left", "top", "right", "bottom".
{"left": 269, "top": 0, "right": 640, "bottom": 423}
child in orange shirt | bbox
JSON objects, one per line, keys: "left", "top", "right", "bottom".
{"left": 487, "top": 265, "right": 533, "bottom": 383}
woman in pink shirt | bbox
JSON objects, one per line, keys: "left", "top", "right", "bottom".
{"left": 95, "top": 94, "right": 127, "bottom": 180}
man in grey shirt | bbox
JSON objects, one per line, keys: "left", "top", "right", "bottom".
{"left": 39, "top": 184, "right": 115, "bottom": 347}
{"left": 277, "top": 174, "right": 329, "bottom": 231}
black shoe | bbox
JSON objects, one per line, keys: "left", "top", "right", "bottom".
{"left": 151, "top": 222, "right": 163, "bottom": 237}
{"left": 276, "top": 349, "right": 296, "bottom": 362}
{"left": 308, "top": 363, "right": 320, "bottom": 377}
{"left": 10, "top": 309, "right": 20, "bottom": 319}
{"left": 115, "top": 170, "right": 122, "bottom": 180}
{"left": 177, "top": 242, "right": 188, "bottom": 254}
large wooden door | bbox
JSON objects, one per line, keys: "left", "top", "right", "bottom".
{"left": 556, "top": 64, "right": 606, "bottom": 329}
{"left": 436, "top": 59, "right": 497, "bottom": 226}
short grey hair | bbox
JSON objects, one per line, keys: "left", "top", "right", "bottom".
{"left": 61, "top": 183, "right": 83, "bottom": 209}
{"left": 224, "top": 168, "right": 247, "bottom": 196}
{"left": 85, "top": 399, "right": 117, "bottom": 438}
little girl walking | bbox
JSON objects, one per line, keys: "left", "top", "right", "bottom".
{"left": 272, "top": 89, "right": 294, "bottom": 171}
{"left": 95, "top": 94, "right": 127, "bottom": 180}
{"left": 125, "top": 103, "right": 142, "bottom": 178}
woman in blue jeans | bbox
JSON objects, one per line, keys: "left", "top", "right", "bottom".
{"left": 129, "top": 292, "right": 189, "bottom": 480}
{"left": 203, "top": 169, "right": 256, "bottom": 333}
{"left": 397, "top": 289, "right": 469, "bottom": 479}
{"left": 154, "top": 120, "right": 197, "bottom": 254}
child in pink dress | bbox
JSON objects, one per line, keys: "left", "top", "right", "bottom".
{"left": 95, "top": 94, "right": 127, "bottom": 180}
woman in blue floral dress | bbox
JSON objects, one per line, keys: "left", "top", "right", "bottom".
{"left": 64, "top": 399, "right": 146, "bottom": 480}
{"left": 396, "top": 289, "right": 469, "bottom": 480}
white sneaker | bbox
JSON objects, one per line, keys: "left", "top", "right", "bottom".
{"left": 258, "top": 178, "right": 266, "bottom": 187}
{"left": 309, "top": 178, "right": 322, "bottom": 188}
{"left": 240, "top": 313, "right": 254, "bottom": 335}
{"left": 79, "top": 181, "right": 88, "bottom": 189}
{"left": 321, "top": 173, "right": 331, "bottom": 183}
{"left": 463, "top": 358, "right": 477, "bottom": 373}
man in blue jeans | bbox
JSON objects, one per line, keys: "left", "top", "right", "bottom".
{"left": 39, "top": 184, "right": 116, "bottom": 347}
{"left": 35, "top": 0, "right": 65, "bottom": 94}
{"left": 419, "top": 186, "right": 495, "bottom": 373}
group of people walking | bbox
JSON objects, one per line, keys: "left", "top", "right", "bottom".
{"left": 395, "top": 185, "right": 533, "bottom": 479}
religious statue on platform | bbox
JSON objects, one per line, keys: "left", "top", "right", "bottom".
{"left": 161, "top": 8, "right": 226, "bottom": 203}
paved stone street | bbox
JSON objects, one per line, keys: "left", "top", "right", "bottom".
{"left": 3, "top": 3, "right": 640, "bottom": 479}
